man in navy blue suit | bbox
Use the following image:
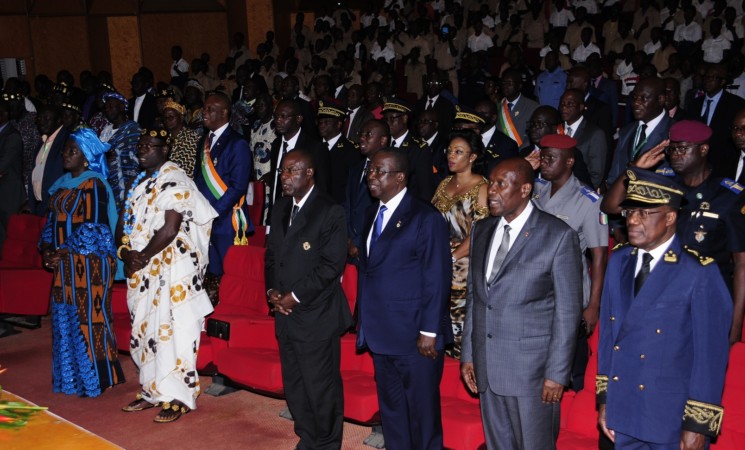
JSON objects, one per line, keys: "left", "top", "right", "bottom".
{"left": 356, "top": 149, "right": 452, "bottom": 450}
{"left": 194, "top": 92, "right": 253, "bottom": 288}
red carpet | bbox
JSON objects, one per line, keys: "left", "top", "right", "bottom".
{"left": 0, "top": 318, "right": 374, "bottom": 449}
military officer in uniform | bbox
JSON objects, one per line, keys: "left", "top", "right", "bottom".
{"left": 532, "top": 134, "right": 608, "bottom": 391}
{"left": 317, "top": 99, "right": 363, "bottom": 205}
{"left": 382, "top": 98, "right": 437, "bottom": 201}
{"left": 602, "top": 120, "right": 745, "bottom": 344}
{"left": 597, "top": 168, "right": 732, "bottom": 450}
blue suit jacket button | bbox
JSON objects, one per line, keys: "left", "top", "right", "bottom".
{"left": 487, "top": 334, "right": 492, "bottom": 339}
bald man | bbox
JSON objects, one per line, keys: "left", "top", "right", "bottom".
{"left": 462, "top": 158, "right": 583, "bottom": 449}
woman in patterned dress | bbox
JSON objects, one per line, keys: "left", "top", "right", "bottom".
{"left": 162, "top": 100, "right": 200, "bottom": 178}
{"left": 431, "top": 130, "right": 489, "bottom": 359}
{"left": 118, "top": 127, "right": 217, "bottom": 423}
{"left": 40, "top": 128, "right": 124, "bottom": 397}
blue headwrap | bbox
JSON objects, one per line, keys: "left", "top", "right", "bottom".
{"left": 102, "top": 91, "right": 129, "bottom": 112}
{"left": 69, "top": 128, "right": 111, "bottom": 178}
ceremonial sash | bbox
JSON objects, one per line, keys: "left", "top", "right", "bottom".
{"left": 498, "top": 100, "right": 522, "bottom": 147}
{"left": 201, "top": 140, "right": 249, "bottom": 245}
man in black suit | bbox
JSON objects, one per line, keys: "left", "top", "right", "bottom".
{"left": 344, "top": 120, "right": 389, "bottom": 262}
{"left": 128, "top": 70, "right": 157, "bottom": 130}
{"left": 566, "top": 65, "right": 614, "bottom": 147}
{"left": 24, "top": 105, "right": 68, "bottom": 216}
{"left": 384, "top": 98, "right": 437, "bottom": 201}
{"left": 267, "top": 100, "right": 330, "bottom": 221}
{"left": 345, "top": 85, "right": 374, "bottom": 144}
{"left": 560, "top": 89, "right": 608, "bottom": 189}
{"left": 281, "top": 75, "right": 318, "bottom": 139}
{"left": 266, "top": 148, "right": 353, "bottom": 450}
{"left": 413, "top": 71, "right": 455, "bottom": 137}
{"left": 416, "top": 110, "right": 449, "bottom": 182}
{"left": 664, "top": 77, "right": 687, "bottom": 122}
{"left": 687, "top": 63, "right": 745, "bottom": 177}
{"left": 317, "top": 100, "right": 363, "bottom": 204}
{"left": 329, "top": 66, "right": 348, "bottom": 105}
{"left": 473, "top": 100, "right": 520, "bottom": 175}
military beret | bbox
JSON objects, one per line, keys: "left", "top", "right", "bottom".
{"left": 669, "top": 120, "right": 712, "bottom": 143}
{"left": 539, "top": 134, "right": 577, "bottom": 149}
{"left": 382, "top": 97, "right": 411, "bottom": 114}
{"left": 620, "top": 168, "right": 687, "bottom": 209}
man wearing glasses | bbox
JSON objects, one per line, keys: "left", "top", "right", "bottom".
{"left": 356, "top": 149, "right": 452, "bottom": 450}
{"left": 597, "top": 166, "right": 732, "bottom": 450}
{"left": 603, "top": 120, "right": 745, "bottom": 344}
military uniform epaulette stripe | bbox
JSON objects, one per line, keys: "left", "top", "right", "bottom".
{"left": 684, "top": 247, "right": 715, "bottom": 265}
{"left": 612, "top": 242, "right": 629, "bottom": 251}
{"left": 580, "top": 186, "right": 600, "bottom": 202}
{"left": 720, "top": 178, "right": 744, "bottom": 194}
{"left": 535, "top": 178, "right": 548, "bottom": 184}
{"left": 655, "top": 167, "right": 676, "bottom": 177}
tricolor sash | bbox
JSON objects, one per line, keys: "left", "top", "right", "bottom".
{"left": 201, "top": 140, "right": 249, "bottom": 245}
{"left": 498, "top": 100, "right": 523, "bottom": 147}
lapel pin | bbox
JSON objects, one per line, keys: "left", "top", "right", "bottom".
{"left": 213, "top": 157, "right": 218, "bottom": 165}
{"left": 514, "top": 111, "right": 519, "bottom": 117}
{"left": 303, "top": 242, "right": 311, "bottom": 250}
{"left": 524, "top": 231, "right": 529, "bottom": 238}
{"left": 396, "top": 220, "right": 402, "bottom": 228}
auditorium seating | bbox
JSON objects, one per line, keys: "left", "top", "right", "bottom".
{"left": 111, "top": 283, "right": 130, "bottom": 352}
{"left": 441, "top": 357, "right": 486, "bottom": 449}
{"left": 247, "top": 181, "right": 264, "bottom": 227}
{"left": 0, "top": 214, "right": 52, "bottom": 318}
{"left": 712, "top": 343, "right": 745, "bottom": 450}
{"left": 340, "top": 335, "right": 379, "bottom": 424}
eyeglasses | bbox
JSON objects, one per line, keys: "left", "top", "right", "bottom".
{"left": 136, "top": 143, "right": 166, "bottom": 150}
{"left": 276, "top": 167, "right": 306, "bottom": 175}
{"left": 620, "top": 209, "right": 666, "bottom": 219}
{"left": 365, "top": 168, "right": 403, "bottom": 177}
{"left": 664, "top": 144, "right": 699, "bottom": 156}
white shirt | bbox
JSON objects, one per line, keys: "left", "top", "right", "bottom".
{"left": 170, "top": 58, "right": 189, "bottom": 77}
{"left": 549, "top": 8, "right": 575, "bottom": 27}
{"left": 643, "top": 40, "right": 662, "bottom": 55}
{"left": 540, "top": 44, "right": 570, "bottom": 57}
{"left": 735, "top": 151, "right": 745, "bottom": 181}
{"left": 391, "top": 130, "right": 409, "bottom": 148}
{"left": 728, "top": 72, "right": 745, "bottom": 100}
{"left": 468, "top": 33, "right": 494, "bottom": 52}
{"left": 634, "top": 233, "right": 675, "bottom": 276}
{"left": 702, "top": 35, "right": 731, "bottom": 63}
{"left": 370, "top": 41, "right": 396, "bottom": 62}
{"left": 426, "top": 131, "right": 439, "bottom": 147}
{"left": 209, "top": 122, "right": 230, "bottom": 143}
{"left": 347, "top": 106, "right": 360, "bottom": 139}
{"left": 425, "top": 94, "right": 440, "bottom": 109}
{"left": 564, "top": 116, "right": 584, "bottom": 137}
{"left": 324, "top": 133, "right": 342, "bottom": 150}
{"left": 133, "top": 93, "right": 146, "bottom": 122}
{"left": 572, "top": 42, "right": 601, "bottom": 63}
{"left": 485, "top": 201, "right": 535, "bottom": 276}
{"left": 272, "top": 128, "right": 302, "bottom": 205}
{"left": 573, "top": 0, "right": 598, "bottom": 14}
{"left": 481, "top": 125, "right": 496, "bottom": 148}
{"left": 700, "top": 89, "right": 724, "bottom": 126}
{"left": 674, "top": 21, "right": 703, "bottom": 42}
{"left": 639, "top": 110, "right": 666, "bottom": 142}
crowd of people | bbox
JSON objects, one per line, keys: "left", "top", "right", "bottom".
{"left": 1, "top": 0, "right": 745, "bottom": 448}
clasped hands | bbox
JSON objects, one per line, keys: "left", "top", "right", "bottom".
{"left": 267, "top": 289, "right": 297, "bottom": 315}
{"left": 41, "top": 248, "right": 60, "bottom": 270}
{"left": 121, "top": 248, "right": 149, "bottom": 278}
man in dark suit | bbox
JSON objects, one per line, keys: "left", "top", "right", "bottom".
{"left": 461, "top": 157, "right": 583, "bottom": 449}
{"left": 0, "top": 100, "right": 25, "bottom": 249}
{"left": 560, "top": 89, "right": 608, "bottom": 189}
{"left": 266, "top": 99, "right": 330, "bottom": 221}
{"left": 329, "top": 66, "right": 348, "bottom": 105}
{"left": 473, "top": 100, "right": 520, "bottom": 175}
{"left": 128, "top": 70, "right": 157, "bottom": 130}
{"left": 607, "top": 77, "right": 672, "bottom": 184}
{"left": 344, "top": 84, "right": 373, "bottom": 144}
{"left": 567, "top": 65, "right": 614, "bottom": 146}
{"left": 597, "top": 169, "right": 731, "bottom": 449}
{"left": 499, "top": 69, "right": 539, "bottom": 148}
{"left": 413, "top": 71, "right": 455, "bottom": 137}
{"left": 344, "top": 120, "right": 389, "bottom": 262}
{"left": 415, "top": 110, "right": 449, "bottom": 182}
{"left": 25, "top": 105, "right": 68, "bottom": 216}
{"left": 317, "top": 100, "right": 362, "bottom": 204}
{"left": 687, "top": 63, "right": 745, "bottom": 177}
{"left": 733, "top": 109, "right": 745, "bottom": 185}
{"left": 194, "top": 92, "right": 253, "bottom": 279}
{"left": 281, "top": 75, "right": 318, "bottom": 139}
{"left": 356, "top": 149, "right": 452, "bottom": 450}
{"left": 664, "top": 77, "right": 687, "bottom": 123}
{"left": 266, "top": 148, "right": 352, "bottom": 450}
{"left": 383, "top": 98, "right": 437, "bottom": 201}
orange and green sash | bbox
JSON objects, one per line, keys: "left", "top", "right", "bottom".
{"left": 498, "top": 99, "right": 523, "bottom": 147}
{"left": 201, "top": 141, "right": 249, "bottom": 245}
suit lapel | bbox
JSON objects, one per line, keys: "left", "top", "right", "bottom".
{"left": 478, "top": 217, "right": 499, "bottom": 292}
{"left": 366, "top": 193, "right": 412, "bottom": 266}
{"left": 495, "top": 207, "right": 538, "bottom": 277}
{"left": 285, "top": 189, "right": 316, "bottom": 238}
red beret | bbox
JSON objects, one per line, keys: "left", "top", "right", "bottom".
{"left": 539, "top": 134, "right": 577, "bottom": 149}
{"left": 669, "top": 120, "right": 712, "bottom": 143}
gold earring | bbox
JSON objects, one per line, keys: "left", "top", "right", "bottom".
{"left": 84, "top": 162, "right": 89, "bottom": 167}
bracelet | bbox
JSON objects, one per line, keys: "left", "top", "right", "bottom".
{"left": 117, "top": 245, "right": 130, "bottom": 259}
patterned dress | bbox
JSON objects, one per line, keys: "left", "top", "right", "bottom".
{"left": 125, "top": 162, "right": 217, "bottom": 409}
{"left": 169, "top": 127, "right": 201, "bottom": 178}
{"left": 105, "top": 120, "right": 141, "bottom": 211}
{"left": 40, "top": 176, "right": 124, "bottom": 397}
{"left": 432, "top": 176, "right": 488, "bottom": 359}
{"left": 249, "top": 118, "right": 275, "bottom": 179}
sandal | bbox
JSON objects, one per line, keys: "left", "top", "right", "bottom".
{"left": 122, "top": 393, "right": 157, "bottom": 412}
{"left": 153, "top": 400, "right": 190, "bottom": 423}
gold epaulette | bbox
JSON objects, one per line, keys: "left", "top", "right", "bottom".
{"left": 413, "top": 137, "right": 427, "bottom": 148}
{"left": 612, "top": 241, "right": 629, "bottom": 251}
{"left": 684, "top": 248, "right": 715, "bottom": 266}
{"left": 683, "top": 399, "right": 724, "bottom": 437}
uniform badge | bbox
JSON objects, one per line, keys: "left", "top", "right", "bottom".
{"left": 700, "top": 202, "right": 710, "bottom": 211}
{"left": 514, "top": 111, "right": 519, "bottom": 117}
{"left": 694, "top": 229, "right": 706, "bottom": 243}
{"left": 599, "top": 212, "right": 608, "bottom": 225}
{"left": 663, "top": 250, "right": 678, "bottom": 263}
{"left": 696, "top": 192, "right": 703, "bottom": 200}
{"left": 396, "top": 220, "right": 402, "bottom": 228}
{"left": 303, "top": 242, "right": 311, "bottom": 250}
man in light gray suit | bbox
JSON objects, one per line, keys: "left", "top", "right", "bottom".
{"left": 461, "top": 157, "right": 583, "bottom": 450}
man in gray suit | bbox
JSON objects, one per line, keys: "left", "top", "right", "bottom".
{"left": 345, "top": 84, "right": 373, "bottom": 144}
{"left": 461, "top": 158, "right": 583, "bottom": 449}
{"left": 499, "top": 69, "right": 539, "bottom": 149}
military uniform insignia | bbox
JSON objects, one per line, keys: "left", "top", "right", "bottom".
{"left": 627, "top": 169, "right": 637, "bottom": 181}
{"left": 694, "top": 227, "right": 707, "bottom": 243}
{"left": 721, "top": 178, "right": 744, "bottom": 194}
{"left": 213, "top": 157, "right": 218, "bottom": 165}
{"left": 303, "top": 242, "right": 311, "bottom": 251}
{"left": 599, "top": 212, "right": 608, "bottom": 225}
{"left": 514, "top": 110, "right": 519, "bottom": 117}
{"left": 580, "top": 186, "right": 600, "bottom": 203}
{"left": 396, "top": 220, "right": 402, "bottom": 228}
{"left": 663, "top": 249, "right": 678, "bottom": 263}
{"left": 612, "top": 241, "right": 629, "bottom": 251}
{"left": 655, "top": 167, "right": 675, "bottom": 177}
{"left": 700, "top": 201, "right": 710, "bottom": 211}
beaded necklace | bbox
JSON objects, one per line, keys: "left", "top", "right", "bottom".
{"left": 121, "top": 169, "right": 159, "bottom": 245}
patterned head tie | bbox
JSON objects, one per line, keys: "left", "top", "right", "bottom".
{"left": 70, "top": 127, "right": 111, "bottom": 178}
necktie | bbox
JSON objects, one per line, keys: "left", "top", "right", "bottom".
{"left": 370, "top": 205, "right": 388, "bottom": 251}
{"left": 701, "top": 98, "right": 713, "bottom": 125}
{"left": 634, "top": 252, "right": 653, "bottom": 296}
{"left": 290, "top": 204, "right": 299, "bottom": 226}
{"left": 392, "top": 139, "right": 398, "bottom": 148}
{"left": 427, "top": 99, "right": 434, "bottom": 110}
{"left": 566, "top": 125, "right": 573, "bottom": 137}
{"left": 507, "top": 102, "right": 514, "bottom": 111}
{"left": 361, "top": 159, "right": 370, "bottom": 184}
{"left": 281, "top": 140, "right": 289, "bottom": 154}
{"left": 487, "top": 224, "right": 511, "bottom": 287}
{"left": 633, "top": 123, "right": 647, "bottom": 157}
{"left": 737, "top": 153, "right": 745, "bottom": 184}
{"left": 206, "top": 132, "right": 215, "bottom": 152}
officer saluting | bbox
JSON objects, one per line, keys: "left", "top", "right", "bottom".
{"left": 597, "top": 168, "right": 732, "bottom": 450}
{"left": 602, "top": 120, "right": 745, "bottom": 344}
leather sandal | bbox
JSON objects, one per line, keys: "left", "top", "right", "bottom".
{"left": 122, "top": 393, "right": 157, "bottom": 412}
{"left": 153, "top": 400, "right": 190, "bottom": 423}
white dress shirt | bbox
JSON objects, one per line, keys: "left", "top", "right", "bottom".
{"left": 485, "top": 201, "right": 535, "bottom": 276}
{"left": 634, "top": 234, "right": 675, "bottom": 276}
{"left": 133, "top": 93, "right": 146, "bottom": 122}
